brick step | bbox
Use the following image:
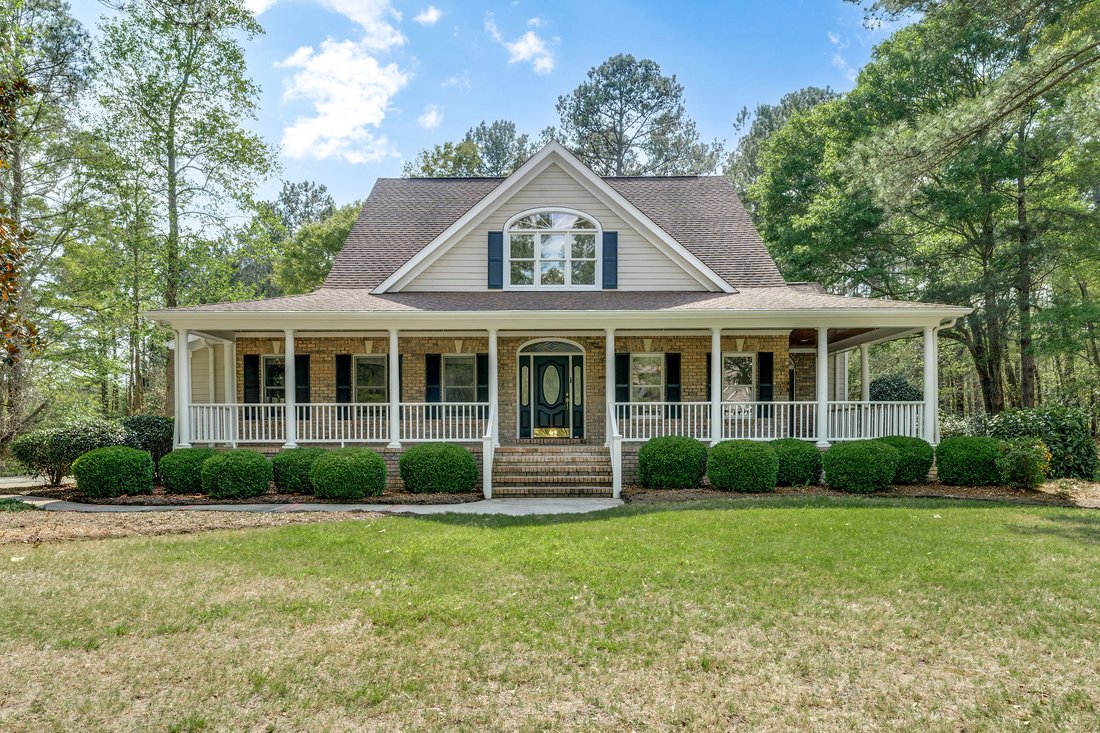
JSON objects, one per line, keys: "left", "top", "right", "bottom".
{"left": 496, "top": 446, "right": 607, "bottom": 454}
{"left": 492, "top": 486, "right": 614, "bottom": 498}
{"left": 492, "top": 465, "right": 612, "bottom": 475}
{"left": 494, "top": 474, "right": 613, "bottom": 486}
{"left": 492, "top": 458, "right": 611, "bottom": 468}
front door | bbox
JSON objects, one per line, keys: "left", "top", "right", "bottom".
{"left": 533, "top": 355, "right": 570, "bottom": 438}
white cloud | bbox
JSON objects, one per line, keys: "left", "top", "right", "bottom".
{"left": 526, "top": 15, "right": 544, "bottom": 28}
{"left": 245, "top": 0, "right": 277, "bottom": 14}
{"left": 413, "top": 6, "right": 442, "bottom": 25}
{"left": 485, "top": 13, "right": 554, "bottom": 74}
{"left": 278, "top": 38, "right": 408, "bottom": 164}
{"left": 316, "top": 0, "right": 405, "bottom": 51}
{"left": 442, "top": 72, "right": 471, "bottom": 90}
{"left": 417, "top": 104, "right": 443, "bottom": 129}
{"left": 828, "top": 32, "right": 857, "bottom": 81}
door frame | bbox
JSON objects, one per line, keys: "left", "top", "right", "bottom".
{"left": 515, "top": 338, "right": 586, "bottom": 440}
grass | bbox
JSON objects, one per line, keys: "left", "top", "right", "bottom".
{"left": 0, "top": 497, "right": 37, "bottom": 511}
{"left": 1, "top": 496, "right": 1099, "bottom": 732}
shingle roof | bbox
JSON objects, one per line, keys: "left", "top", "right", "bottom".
{"left": 323, "top": 175, "right": 785, "bottom": 290}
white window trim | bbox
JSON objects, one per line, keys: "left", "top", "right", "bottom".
{"left": 352, "top": 354, "right": 387, "bottom": 404}
{"left": 441, "top": 353, "right": 479, "bottom": 403}
{"left": 503, "top": 207, "right": 603, "bottom": 291}
{"left": 721, "top": 352, "right": 757, "bottom": 403}
{"left": 262, "top": 354, "right": 286, "bottom": 404}
{"left": 629, "top": 352, "right": 665, "bottom": 404}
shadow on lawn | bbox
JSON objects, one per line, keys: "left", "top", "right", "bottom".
{"left": 1009, "top": 511, "right": 1100, "bottom": 545}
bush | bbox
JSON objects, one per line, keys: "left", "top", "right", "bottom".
{"left": 272, "top": 448, "right": 328, "bottom": 494}
{"left": 989, "top": 406, "right": 1098, "bottom": 480}
{"left": 310, "top": 448, "right": 386, "bottom": 500}
{"left": 869, "top": 374, "right": 922, "bottom": 402}
{"left": 71, "top": 446, "right": 154, "bottom": 498}
{"left": 637, "top": 436, "right": 708, "bottom": 488}
{"left": 997, "top": 438, "right": 1051, "bottom": 490}
{"left": 935, "top": 436, "right": 1002, "bottom": 486}
{"left": 939, "top": 412, "right": 990, "bottom": 439}
{"left": 159, "top": 447, "right": 218, "bottom": 494}
{"left": 11, "top": 419, "right": 129, "bottom": 486}
{"left": 823, "top": 440, "right": 899, "bottom": 493}
{"left": 769, "top": 438, "right": 822, "bottom": 486}
{"left": 875, "top": 436, "right": 933, "bottom": 484}
{"left": 707, "top": 440, "right": 778, "bottom": 493}
{"left": 121, "top": 415, "right": 175, "bottom": 477}
{"left": 201, "top": 449, "right": 272, "bottom": 499}
{"left": 398, "top": 443, "right": 477, "bottom": 493}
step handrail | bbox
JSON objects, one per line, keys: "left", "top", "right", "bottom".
{"left": 607, "top": 402, "right": 623, "bottom": 499}
{"left": 481, "top": 402, "right": 497, "bottom": 499}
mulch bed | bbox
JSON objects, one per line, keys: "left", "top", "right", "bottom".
{"left": 9, "top": 484, "right": 482, "bottom": 506}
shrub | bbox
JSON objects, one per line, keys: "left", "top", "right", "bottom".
{"left": 707, "top": 440, "right": 778, "bottom": 493}
{"left": 637, "top": 436, "right": 708, "bottom": 488}
{"left": 869, "top": 374, "right": 922, "bottom": 402}
{"left": 398, "top": 443, "right": 477, "bottom": 493}
{"left": 935, "top": 436, "right": 1002, "bottom": 486}
{"left": 939, "top": 412, "right": 990, "bottom": 440}
{"left": 201, "top": 450, "right": 272, "bottom": 499}
{"left": 11, "top": 419, "right": 129, "bottom": 486}
{"left": 310, "top": 448, "right": 386, "bottom": 500}
{"left": 823, "top": 440, "right": 899, "bottom": 493}
{"left": 159, "top": 447, "right": 218, "bottom": 494}
{"left": 997, "top": 438, "right": 1051, "bottom": 490}
{"left": 71, "top": 446, "right": 154, "bottom": 498}
{"left": 121, "top": 415, "right": 175, "bottom": 477}
{"left": 989, "top": 406, "right": 1098, "bottom": 480}
{"left": 875, "top": 436, "right": 933, "bottom": 484}
{"left": 272, "top": 448, "right": 328, "bottom": 494}
{"left": 769, "top": 438, "right": 822, "bottom": 486}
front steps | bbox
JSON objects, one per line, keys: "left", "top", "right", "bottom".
{"left": 491, "top": 445, "right": 613, "bottom": 498}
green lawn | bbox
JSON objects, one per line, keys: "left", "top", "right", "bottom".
{"left": 2, "top": 497, "right": 1099, "bottom": 732}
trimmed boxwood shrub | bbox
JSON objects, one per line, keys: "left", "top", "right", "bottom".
{"left": 11, "top": 419, "right": 129, "bottom": 486}
{"left": 159, "top": 447, "right": 218, "bottom": 494}
{"left": 823, "top": 440, "right": 899, "bottom": 493}
{"left": 869, "top": 374, "right": 922, "bottom": 401}
{"left": 121, "top": 415, "right": 175, "bottom": 478}
{"left": 637, "top": 436, "right": 708, "bottom": 488}
{"left": 201, "top": 449, "right": 272, "bottom": 499}
{"left": 935, "top": 436, "right": 1002, "bottom": 486}
{"left": 707, "top": 440, "right": 778, "bottom": 493}
{"left": 398, "top": 443, "right": 477, "bottom": 493}
{"left": 310, "top": 447, "right": 386, "bottom": 500}
{"left": 997, "top": 438, "right": 1051, "bottom": 490}
{"left": 72, "top": 446, "right": 154, "bottom": 498}
{"left": 875, "top": 436, "right": 933, "bottom": 484}
{"left": 769, "top": 438, "right": 822, "bottom": 486}
{"left": 272, "top": 448, "right": 328, "bottom": 494}
{"left": 990, "top": 406, "right": 1098, "bottom": 480}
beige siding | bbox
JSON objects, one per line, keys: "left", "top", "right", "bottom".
{"left": 188, "top": 344, "right": 226, "bottom": 403}
{"left": 399, "top": 163, "right": 707, "bottom": 292}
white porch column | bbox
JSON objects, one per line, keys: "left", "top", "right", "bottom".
{"left": 283, "top": 329, "right": 297, "bottom": 448}
{"left": 815, "top": 327, "right": 830, "bottom": 448}
{"left": 177, "top": 329, "right": 192, "bottom": 448}
{"left": 605, "top": 328, "right": 615, "bottom": 445}
{"left": 223, "top": 341, "right": 235, "bottom": 404}
{"left": 860, "top": 343, "right": 870, "bottom": 401}
{"left": 710, "top": 328, "right": 722, "bottom": 445}
{"left": 923, "top": 326, "right": 937, "bottom": 443}
{"left": 488, "top": 328, "right": 499, "bottom": 447}
{"left": 388, "top": 329, "right": 401, "bottom": 448}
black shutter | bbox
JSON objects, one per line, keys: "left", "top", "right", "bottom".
{"left": 757, "top": 351, "right": 774, "bottom": 418}
{"left": 602, "top": 231, "right": 618, "bottom": 289}
{"left": 295, "top": 354, "right": 310, "bottom": 404}
{"left": 487, "top": 231, "right": 503, "bottom": 289}
{"left": 335, "top": 354, "right": 352, "bottom": 403}
{"left": 614, "top": 353, "right": 630, "bottom": 403}
{"left": 665, "top": 353, "right": 682, "bottom": 419}
{"left": 425, "top": 354, "right": 441, "bottom": 402}
{"left": 476, "top": 353, "right": 489, "bottom": 402}
{"left": 243, "top": 355, "right": 261, "bottom": 404}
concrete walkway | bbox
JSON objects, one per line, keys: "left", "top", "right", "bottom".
{"left": 2, "top": 494, "right": 623, "bottom": 516}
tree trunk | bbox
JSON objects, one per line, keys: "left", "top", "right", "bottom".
{"left": 1016, "top": 123, "right": 1037, "bottom": 407}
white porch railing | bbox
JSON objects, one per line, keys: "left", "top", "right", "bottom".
{"left": 722, "top": 401, "right": 818, "bottom": 441}
{"left": 613, "top": 401, "right": 711, "bottom": 441}
{"left": 607, "top": 402, "right": 623, "bottom": 499}
{"left": 399, "top": 402, "right": 490, "bottom": 442}
{"left": 828, "top": 401, "right": 925, "bottom": 441}
{"left": 189, "top": 404, "right": 286, "bottom": 444}
{"left": 297, "top": 403, "right": 389, "bottom": 444}
{"left": 481, "top": 402, "right": 497, "bottom": 499}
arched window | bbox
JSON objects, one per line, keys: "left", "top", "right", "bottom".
{"left": 505, "top": 209, "right": 600, "bottom": 289}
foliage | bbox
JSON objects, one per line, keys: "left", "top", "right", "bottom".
{"left": 637, "top": 436, "right": 708, "bottom": 488}
{"left": 706, "top": 440, "right": 778, "bottom": 493}
{"left": 935, "top": 436, "right": 1002, "bottom": 486}
{"left": 823, "top": 440, "right": 899, "bottom": 493}
{"left": 272, "top": 447, "right": 327, "bottom": 494}
{"left": 274, "top": 201, "right": 361, "bottom": 294}
{"left": 402, "top": 120, "right": 542, "bottom": 178}
{"left": 939, "top": 412, "right": 990, "bottom": 439}
{"left": 556, "top": 54, "right": 723, "bottom": 175}
{"left": 869, "top": 374, "right": 922, "bottom": 401}
{"left": 72, "top": 445, "right": 153, "bottom": 498}
{"left": 875, "top": 436, "right": 933, "bottom": 484}
{"left": 309, "top": 447, "right": 386, "bottom": 500}
{"left": 10, "top": 418, "right": 129, "bottom": 485}
{"left": 997, "top": 438, "right": 1051, "bottom": 490}
{"left": 0, "top": 497, "right": 36, "bottom": 511}
{"left": 159, "top": 447, "right": 217, "bottom": 494}
{"left": 120, "top": 415, "right": 174, "bottom": 473}
{"left": 398, "top": 443, "right": 478, "bottom": 493}
{"left": 769, "top": 438, "right": 822, "bottom": 486}
{"left": 201, "top": 449, "right": 271, "bottom": 499}
{"left": 989, "top": 406, "right": 1099, "bottom": 480}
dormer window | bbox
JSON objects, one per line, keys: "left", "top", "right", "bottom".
{"left": 506, "top": 209, "right": 600, "bottom": 289}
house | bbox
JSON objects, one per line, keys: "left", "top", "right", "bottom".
{"left": 148, "top": 142, "right": 970, "bottom": 498}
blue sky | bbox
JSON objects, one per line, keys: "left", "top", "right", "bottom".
{"left": 72, "top": 0, "right": 894, "bottom": 206}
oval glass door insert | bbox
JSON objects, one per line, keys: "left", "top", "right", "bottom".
{"left": 542, "top": 365, "right": 561, "bottom": 404}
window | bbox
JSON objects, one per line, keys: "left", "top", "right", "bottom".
{"left": 354, "top": 356, "right": 387, "bottom": 403}
{"left": 507, "top": 210, "right": 599, "bottom": 289}
{"left": 630, "top": 354, "right": 664, "bottom": 403}
{"left": 722, "top": 354, "right": 755, "bottom": 402}
{"left": 262, "top": 356, "right": 285, "bottom": 403}
{"left": 442, "top": 355, "right": 476, "bottom": 402}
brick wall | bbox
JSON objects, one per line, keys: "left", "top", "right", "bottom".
{"left": 792, "top": 353, "right": 817, "bottom": 400}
